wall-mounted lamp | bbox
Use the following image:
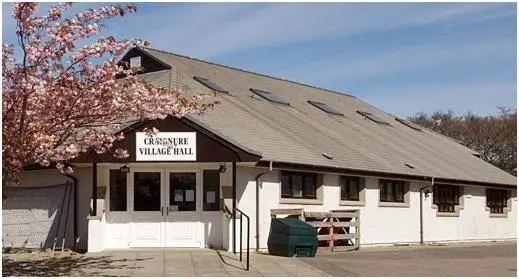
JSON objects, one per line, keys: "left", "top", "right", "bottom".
{"left": 218, "top": 163, "right": 227, "bottom": 173}
{"left": 120, "top": 165, "right": 130, "bottom": 173}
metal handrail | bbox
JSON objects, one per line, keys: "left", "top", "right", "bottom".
{"left": 235, "top": 208, "right": 250, "bottom": 271}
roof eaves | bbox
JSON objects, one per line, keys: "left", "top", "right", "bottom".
{"left": 257, "top": 160, "right": 516, "bottom": 188}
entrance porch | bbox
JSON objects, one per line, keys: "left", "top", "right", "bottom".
{"left": 88, "top": 163, "right": 236, "bottom": 251}
{"left": 72, "top": 116, "right": 262, "bottom": 252}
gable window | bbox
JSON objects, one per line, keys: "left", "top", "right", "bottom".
{"left": 109, "top": 169, "right": 127, "bottom": 211}
{"left": 340, "top": 176, "right": 360, "bottom": 201}
{"left": 130, "top": 56, "right": 142, "bottom": 68}
{"left": 193, "top": 76, "right": 228, "bottom": 93}
{"left": 281, "top": 171, "right": 317, "bottom": 199}
{"left": 379, "top": 179, "right": 405, "bottom": 202}
{"left": 251, "top": 88, "right": 290, "bottom": 106}
{"left": 486, "top": 189, "right": 508, "bottom": 214}
{"left": 433, "top": 184, "right": 460, "bottom": 212}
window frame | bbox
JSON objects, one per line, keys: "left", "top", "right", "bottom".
{"left": 379, "top": 179, "right": 406, "bottom": 203}
{"left": 281, "top": 171, "right": 317, "bottom": 199}
{"left": 433, "top": 184, "right": 461, "bottom": 213}
{"left": 340, "top": 176, "right": 360, "bottom": 201}
{"left": 486, "top": 188, "right": 508, "bottom": 215}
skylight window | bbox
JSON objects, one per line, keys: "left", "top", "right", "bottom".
{"left": 193, "top": 76, "right": 228, "bottom": 93}
{"left": 307, "top": 100, "right": 343, "bottom": 116}
{"left": 356, "top": 110, "right": 390, "bottom": 125}
{"left": 250, "top": 88, "right": 290, "bottom": 105}
{"left": 395, "top": 117, "right": 422, "bottom": 131}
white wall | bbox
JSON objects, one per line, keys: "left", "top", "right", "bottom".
{"left": 423, "top": 185, "right": 516, "bottom": 242}
{"left": 234, "top": 167, "right": 517, "bottom": 249}
{"left": 13, "top": 165, "right": 516, "bottom": 251}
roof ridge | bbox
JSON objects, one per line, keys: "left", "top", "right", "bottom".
{"left": 140, "top": 46, "right": 356, "bottom": 99}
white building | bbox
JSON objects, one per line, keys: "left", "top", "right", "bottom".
{"left": 4, "top": 47, "right": 516, "bottom": 252}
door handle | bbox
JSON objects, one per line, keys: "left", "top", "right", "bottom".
{"left": 166, "top": 206, "right": 169, "bottom": 216}
{"left": 161, "top": 206, "right": 164, "bottom": 216}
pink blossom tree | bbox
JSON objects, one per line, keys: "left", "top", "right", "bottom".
{"left": 2, "top": 3, "right": 213, "bottom": 188}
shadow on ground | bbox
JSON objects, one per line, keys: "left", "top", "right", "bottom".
{"left": 2, "top": 253, "right": 152, "bottom": 277}
{"left": 216, "top": 250, "right": 247, "bottom": 271}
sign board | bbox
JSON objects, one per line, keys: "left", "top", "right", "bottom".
{"left": 136, "top": 132, "right": 196, "bottom": 161}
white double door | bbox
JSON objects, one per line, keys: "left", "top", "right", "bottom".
{"left": 129, "top": 169, "right": 202, "bottom": 248}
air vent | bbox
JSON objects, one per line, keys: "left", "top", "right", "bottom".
{"left": 322, "top": 152, "right": 333, "bottom": 160}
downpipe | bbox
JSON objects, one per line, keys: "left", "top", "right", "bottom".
{"left": 420, "top": 177, "right": 434, "bottom": 245}
{"left": 62, "top": 170, "right": 79, "bottom": 252}
{"left": 254, "top": 160, "right": 273, "bottom": 252}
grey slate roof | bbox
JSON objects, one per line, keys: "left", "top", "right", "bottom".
{"left": 135, "top": 47, "right": 516, "bottom": 187}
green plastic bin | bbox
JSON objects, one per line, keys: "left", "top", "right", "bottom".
{"left": 267, "top": 217, "right": 318, "bottom": 257}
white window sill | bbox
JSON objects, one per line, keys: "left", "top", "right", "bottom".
{"left": 378, "top": 201, "right": 409, "bottom": 208}
{"left": 489, "top": 213, "right": 507, "bottom": 218}
{"left": 280, "top": 198, "right": 322, "bottom": 205}
{"left": 340, "top": 200, "right": 365, "bottom": 206}
{"left": 436, "top": 211, "right": 460, "bottom": 217}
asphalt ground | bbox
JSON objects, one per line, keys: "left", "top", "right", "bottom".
{"left": 298, "top": 242, "right": 517, "bottom": 277}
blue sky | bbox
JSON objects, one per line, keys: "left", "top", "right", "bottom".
{"left": 2, "top": 2, "right": 516, "bottom": 117}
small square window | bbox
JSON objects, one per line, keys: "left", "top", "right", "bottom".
{"left": 281, "top": 171, "right": 317, "bottom": 199}
{"left": 379, "top": 180, "right": 406, "bottom": 203}
{"left": 433, "top": 184, "right": 461, "bottom": 212}
{"left": 130, "top": 56, "right": 141, "bottom": 68}
{"left": 486, "top": 189, "right": 508, "bottom": 214}
{"left": 251, "top": 88, "right": 290, "bottom": 105}
{"left": 341, "top": 176, "right": 360, "bottom": 201}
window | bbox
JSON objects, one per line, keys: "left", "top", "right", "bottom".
{"left": 357, "top": 110, "right": 390, "bottom": 125}
{"left": 169, "top": 172, "right": 196, "bottom": 211}
{"left": 251, "top": 88, "right": 290, "bottom": 105}
{"left": 487, "top": 189, "right": 508, "bottom": 214}
{"left": 130, "top": 56, "right": 141, "bottom": 68}
{"left": 379, "top": 180, "right": 405, "bottom": 202}
{"left": 193, "top": 76, "right": 228, "bottom": 93}
{"left": 395, "top": 117, "right": 422, "bottom": 131}
{"left": 340, "top": 176, "right": 360, "bottom": 201}
{"left": 109, "top": 169, "right": 127, "bottom": 211}
{"left": 134, "top": 172, "right": 161, "bottom": 211}
{"left": 281, "top": 171, "right": 317, "bottom": 199}
{"left": 203, "top": 170, "right": 220, "bottom": 211}
{"left": 433, "top": 184, "right": 460, "bottom": 212}
{"left": 307, "top": 100, "right": 344, "bottom": 116}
